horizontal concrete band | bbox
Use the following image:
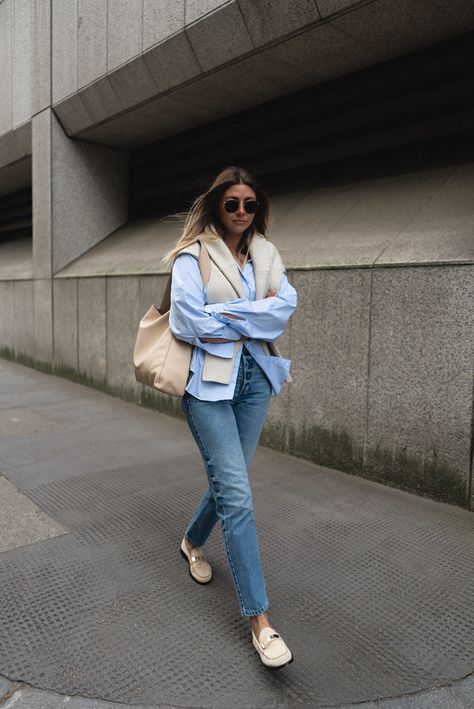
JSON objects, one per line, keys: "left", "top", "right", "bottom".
{"left": 1, "top": 158, "right": 472, "bottom": 281}
{"left": 2, "top": 0, "right": 474, "bottom": 152}
{"left": 52, "top": 0, "right": 474, "bottom": 150}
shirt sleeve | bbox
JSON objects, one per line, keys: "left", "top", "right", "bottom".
{"left": 204, "top": 271, "right": 297, "bottom": 342}
{"left": 169, "top": 253, "right": 242, "bottom": 359}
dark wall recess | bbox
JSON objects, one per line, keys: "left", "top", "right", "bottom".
{"left": 130, "top": 31, "right": 474, "bottom": 220}
{"left": 0, "top": 187, "right": 32, "bottom": 244}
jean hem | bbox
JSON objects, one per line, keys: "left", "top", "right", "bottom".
{"left": 240, "top": 602, "right": 270, "bottom": 617}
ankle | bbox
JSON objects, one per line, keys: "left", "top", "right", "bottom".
{"left": 249, "top": 612, "right": 270, "bottom": 634}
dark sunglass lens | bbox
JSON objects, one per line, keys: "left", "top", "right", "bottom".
{"left": 224, "top": 200, "right": 239, "bottom": 213}
{"left": 244, "top": 200, "right": 258, "bottom": 214}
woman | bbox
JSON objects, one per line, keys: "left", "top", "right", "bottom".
{"left": 164, "top": 166, "right": 297, "bottom": 669}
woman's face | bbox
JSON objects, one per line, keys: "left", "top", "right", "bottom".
{"left": 217, "top": 183, "right": 257, "bottom": 239}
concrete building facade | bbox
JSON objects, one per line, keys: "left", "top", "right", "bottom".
{"left": 0, "top": 0, "right": 473, "bottom": 509}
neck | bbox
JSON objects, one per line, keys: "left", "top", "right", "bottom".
{"left": 223, "top": 231, "right": 241, "bottom": 255}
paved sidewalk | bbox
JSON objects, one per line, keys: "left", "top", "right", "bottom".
{"left": 0, "top": 357, "right": 473, "bottom": 709}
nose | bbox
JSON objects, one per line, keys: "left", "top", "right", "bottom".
{"left": 236, "top": 201, "right": 246, "bottom": 217}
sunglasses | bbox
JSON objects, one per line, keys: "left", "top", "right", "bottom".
{"left": 223, "top": 198, "right": 259, "bottom": 214}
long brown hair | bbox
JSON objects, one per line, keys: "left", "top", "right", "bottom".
{"left": 162, "top": 166, "right": 270, "bottom": 265}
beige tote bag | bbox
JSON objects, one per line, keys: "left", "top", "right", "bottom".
{"left": 133, "top": 241, "right": 211, "bottom": 397}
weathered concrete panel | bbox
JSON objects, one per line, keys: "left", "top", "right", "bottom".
{"left": 434, "top": 0, "right": 474, "bottom": 26}
{"left": 57, "top": 218, "right": 178, "bottom": 277}
{"left": 316, "top": 0, "right": 362, "bottom": 18}
{"left": 53, "top": 278, "right": 78, "bottom": 371}
{"left": 12, "top": 0, "right": 33, "bottom": 127}
{"left": 68, "top": 105, "right": 160, "bottom": 147}
{"left": 79, "top": 76, "right": 122, "bottom": 125}
{"left": 32, "top": 109, "right": 52, "bottom": 279}
{"left": 239, "top": 0, "right": 319, "bottom": 46}
{"left": 0, "top": 121, "right": 31, "bottom": 168}
{"left": 14, "top": 280, "right": 35, "bottom": 358}
{"left": 365, "top": 265, "right": 474, "bottom": 507}
{"left": 106, "top": 276, "right": 141, "bottom": 397}
{"left": 109, "top": 56, "right": 159, "bottom": 112}
{"left": 34, "top": 278, "right": 53, "bottom": 364}
{"left": 270, "top": 166, "right": 457, "bottom": 269}
{"left": 32, "top": 0, "right": 52, "bottom": 114}
{"left": 52, "top": 93, "right": 93, "bottom": 135}
{"left": 50, "top": 111, "right": 128, "bottom": 274}
{"left": 288, "top": 268, "right": 371, "bottom": 473}
{"left": 330, "top": 0, "right": 467, "bottom": 64}
{"left": 187, "top": 1, "right": 253, "bottom": 72}
{"left": 143, "top": 31, "right": 201, "bottom": 95}
{"left": 143, "top": 0, "right": 185, "bottom": 50}
{"left": 107, "top": 0, "right": 142, "bottom": 72}
{"left": 0, "top": 0, "right": 13, "bottom": 136}
{"left": 0, "top": 281, "right": 15, "bottom": 353}
{"left": 375, "top": 163, "right": 474, "bottom": 266}
{"left": 52, "top": 0, "right": 78, "bottom": 103}
{"left": 0, "top": 239, "right": 33, "bottom": 280}
{"left": 185, "top": 0, "right": 228, "bottom": 25}
{"left": 138, "top": 274, "right": 167, "bottom": 316}
{"left": 78, "top": 277, "right": 107, "bottom": 383}
{"left": 78, "top": 0, "right": 107, "bottom": 88}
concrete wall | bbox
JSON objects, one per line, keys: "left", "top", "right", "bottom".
{"left": 0, "top": 0, "right": 473, "bottom": 509}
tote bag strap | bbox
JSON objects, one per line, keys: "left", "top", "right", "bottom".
{"left": 159, "top": 239, "right": 211, "bottom": 314}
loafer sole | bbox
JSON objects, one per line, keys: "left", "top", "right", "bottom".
{"left": 180, "top": 547, "right": 212, "bottom": 584}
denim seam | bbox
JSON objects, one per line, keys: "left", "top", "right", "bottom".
{"left": 185, "top": 492, "right": 215, "bottom": 548}
{"left": 241, "top": 601, "right": 270, "bottom": 617}
{"left": 185, "top": 401, "right": 247, "bottom": 613}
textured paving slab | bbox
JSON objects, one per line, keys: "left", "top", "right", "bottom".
{"left": 0, "top": 358, "right": 473, "bottom": 708}
{"left": 0, "top": 475, "right": 67, "bottom": 552}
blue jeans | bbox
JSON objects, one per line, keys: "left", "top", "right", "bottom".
{"left": 181, "top": 347, "right": 272, "bottom": 616}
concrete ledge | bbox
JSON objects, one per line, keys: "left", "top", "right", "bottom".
{"left": 52, "top": 0, "right": 474, "bottom": 150}
{"left": 0, "top": 238, "right": 33, "bottom": 280}
{"left": 54, "top": 162, "right": 474, "bottom": 278}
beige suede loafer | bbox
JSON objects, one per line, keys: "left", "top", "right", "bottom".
{"left": 180, "top": 536, "right": 212, "bottom": 584}
{"left": 252, "top": 626, "right": 294, "bottom": 669}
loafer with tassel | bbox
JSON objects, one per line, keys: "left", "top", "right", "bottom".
{"left": 180, "top": 536, "right": 212, "bottom": 584}
{"left": 252, "top": 626, "right": 294, "bottom": 669}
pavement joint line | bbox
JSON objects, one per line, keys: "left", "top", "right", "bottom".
{"left": 0, "top": 674, "right": 206, "bottom": 709}
{"left": 0, "top": 672, "right": 473, "bottom": 709}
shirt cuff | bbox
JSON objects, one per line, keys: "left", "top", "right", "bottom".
{"left": 210, "top": 311, "right": 250, "bottom": 335}
{"left": 204, "top": 302, "right": 244, "bottom": 315}
{"left": 196, "top": 339, "right": 235, "bottom": 358}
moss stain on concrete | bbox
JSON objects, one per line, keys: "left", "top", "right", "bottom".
{"left": 0, "top": 347, "right": 185, "bottom": 420}
{"left": 0, "top": 348, "right": 469, "bottom": 509}
{"left": 261, "top": 418, "right": 470, "bottom": 509}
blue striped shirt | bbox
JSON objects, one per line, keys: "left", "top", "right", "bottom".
{"left": 169, "top": 252, "right": 297, "bottom": 401}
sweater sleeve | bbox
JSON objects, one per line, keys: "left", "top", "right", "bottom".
{"left": 169, "top": 253, "right": 242, "bottom": 359}
{"left": 203, "top": 270, "right": 297, "bottom": 342}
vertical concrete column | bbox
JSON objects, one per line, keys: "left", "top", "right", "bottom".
{"left": 32, "top": 109, "right": 53, "bottom": 365}
{"left": 32, "top": 107, "right": 128, "bottom": 370}
{"left": 32, "top": 0, "right": 52, "bottom": 116}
